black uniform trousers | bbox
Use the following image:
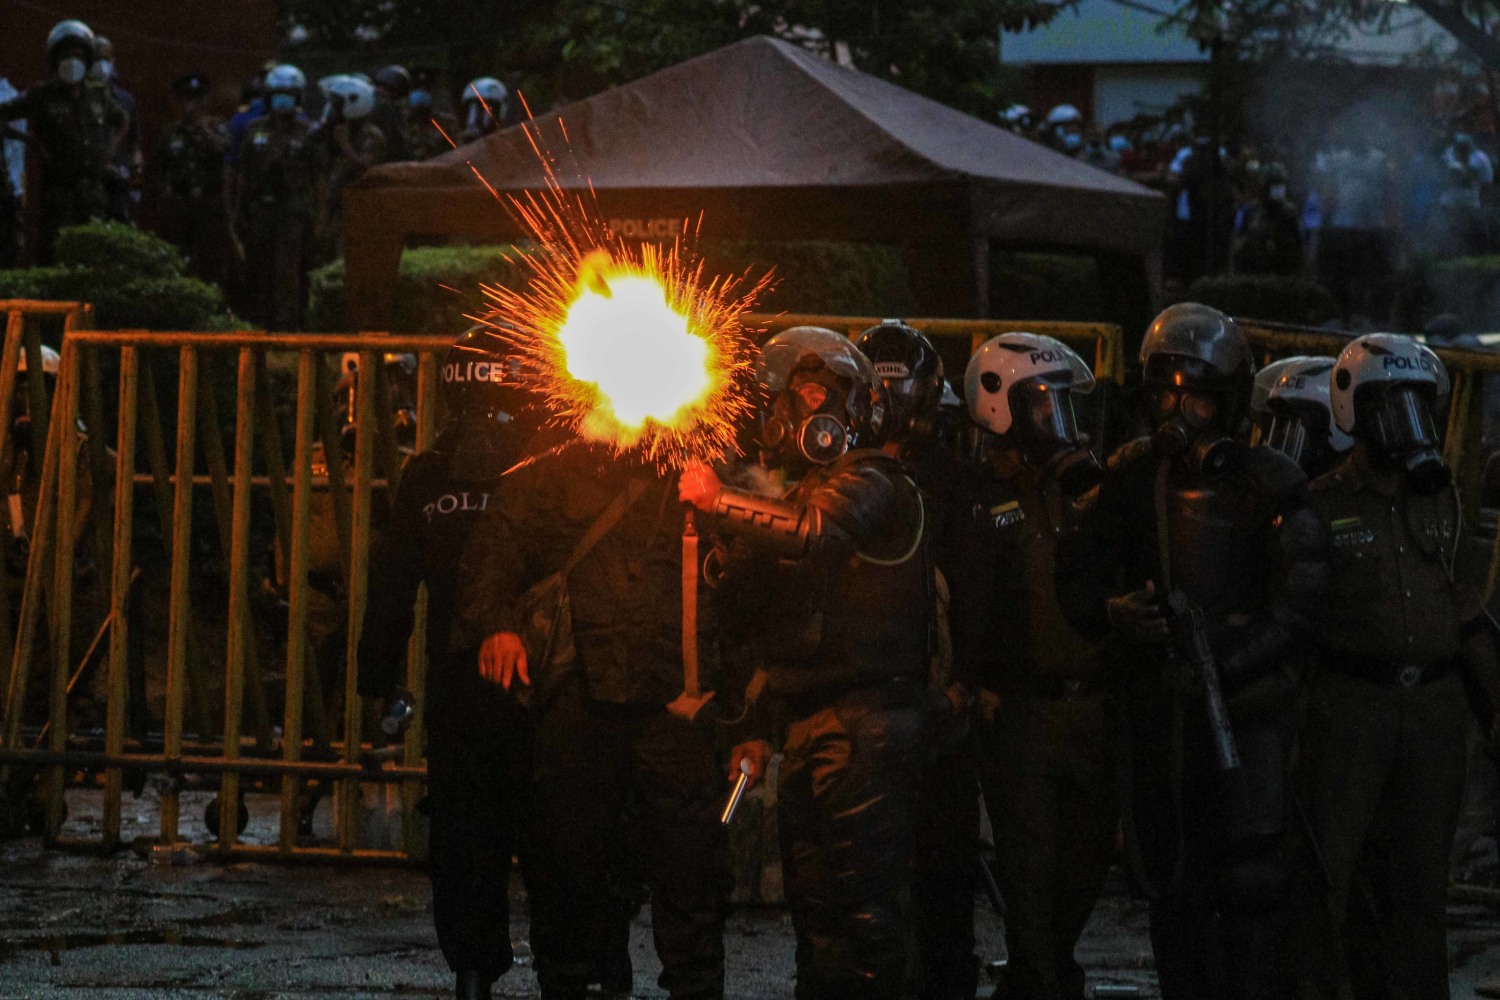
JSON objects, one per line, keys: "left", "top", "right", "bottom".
{"left": 1125, "top": 680, "right": 1297, "bottom": 1000}
{"left": 912, "top": 723, "right": 982, "bottom": 1000}
{"left": 983, "top": 689, "right": 1117, "bottom": 1000}
{"left": 1288, "top": 670, "right": 1468, "bottom": 1000}
{"left": 530, "top": 684, "right": 729, "bottom": 1000}
{"left": 424, "top": 657, "right": 533, "bottom": 979}
{"left": 779, "top": 681, "right": 926, "bottom": 1000}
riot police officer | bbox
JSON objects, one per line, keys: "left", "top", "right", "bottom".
{"left": 680, "top": 326, "right": 931, "bottom": 1000}
{"left": 406, "top": 67, "right": 458, "bottom": 159}
{"left": 1283, "top": 334, "right": 1500, "bottom": 1000}
{"left": 956, "top": 334, "right": 1114, "bottom": 1000}
{"left": 0, "top": 20, "right": 127, "bottom": 262}
{"left": 158, "top": 73, "right": 229, "bottom": 285}
{"left": 228, "top": 64, "right": 323, "bottom": 330}
{"left": 1058, "top": 303, "right": 1314, "bottom": 999}
{"left": 1248, "top": 355, "right": 1351, "bottom": 480}
{"left": 372, "top": 64, "right": 412, "bottom": 161}
{"left": 460, "top": 77, "right": 508, "bottom": 144}
{"left": 314, "top": 75, "right": 387, "bottom": 263}
{"left": 464, "top": 412, "right": 733, "bottom": 1000}
{"left": 88, "top": 36, "right": 141, "bottom": 223}
{"left": 357, "top": 327, "right": 533, "bottom": 1000}
{"left": 855, "top": 319, "right": 980, "bottom": 1000}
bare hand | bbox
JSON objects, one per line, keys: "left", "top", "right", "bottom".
{"left": 729, "top": 739, "right": 773, "bottom": 790}
{"left": 478, "top": 632, "right": 529, "bottom": 689}
{"left": 678, "top": 460, "right": 722, "bottom": 513}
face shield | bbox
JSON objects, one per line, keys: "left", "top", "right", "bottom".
{"left": 1263, "top": 400, "right": 1334, "bottom": 475}
{"left": 1011, "top": 374, "right": 1100, "bottom": 494}
{"left": 1357, "top": 383, "right": 1449, "bottom": 494}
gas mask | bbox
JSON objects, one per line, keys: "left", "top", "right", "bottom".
{"left": 56, "top": 58, "right": 86, "bottom": 85}
{"left": 1062, "top": 131, "right": 1083, "bottom": 151}
{"left": 1145, "top": 383, "right": 1238, "bottom": 478}
{"left": 88, "top": 59, "right": 113, "bottom": 83}
{"left": 1011, "top": 376, "right": 1101, "bottom": 495}
{"left": 763, "top": 375, "right": 851, "bottom": 469}
{"left": 1358, "top": 384, "right": 1450, "bottom": 495}
{"left": 270, "top": 92, "right": 297, "bottom": 115}
{"left": 1263, "top": 401, "right": 1333, "bottom": 477}
{"left": 409, "top": 89, "right": 432, "bottom": 110}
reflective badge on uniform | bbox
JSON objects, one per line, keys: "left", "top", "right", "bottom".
{"left": 984, "top": 500, "right": 1025, "bottom": 529}
{"left": 1330, "top": 515, "right": 1374, "bottom": 548}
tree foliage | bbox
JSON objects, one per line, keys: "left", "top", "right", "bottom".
{"left": 280, "top": 0, "right": 1073, "bottom": 118}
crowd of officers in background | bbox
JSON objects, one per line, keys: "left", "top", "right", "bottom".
{"left": 0, "top": 19, "right": 508, "bottom": 327}
{"left": 357, "top": 301, "right": 1498, "bottom": 1000}
{"left": 1005, "top": 99, "right": 1498, "bottom": 327}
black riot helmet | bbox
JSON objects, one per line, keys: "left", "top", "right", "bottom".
{"left": 442, "top": 325, "right": 527, "bottom": 421}
{"left": 374, "top": 64, "right": 411, "bottom": 98}
{"left": 853, "top": 320, "right": 943, "bottom": 444}
{"left": 1139, "top": 302, "right": 1255, "bottom": 477}
{"left": 757, "top": 326, "right": 884, "bottom": 472}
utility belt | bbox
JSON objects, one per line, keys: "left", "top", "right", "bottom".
{"left": 1321, "top": 649, "right": 1456, "bottom": 688}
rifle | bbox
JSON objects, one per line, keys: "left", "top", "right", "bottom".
{"left": 1164, "top": 588, "right": 1241, "bottom": 773}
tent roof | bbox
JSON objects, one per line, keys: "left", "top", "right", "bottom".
{"left": 343, "top": 35, "right": 1162, "bottom": 327}
{"left": 356, "top": 35, "right": 1157, "bottom": 201}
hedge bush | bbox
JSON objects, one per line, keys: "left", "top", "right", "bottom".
{"left": 698, "top": 241, "right": 917, "bottom": 317}
{"left": 307, "top": 240, "right": 921, "bottom": 331}
{"left": 0, "top": 221, "right": 239, "bottom": 330}
{"left": 1186, "top": 274, "right": 1340, "bottom": 327}
{"left": 307, "top": 245, "right": 527, "bottom": 333}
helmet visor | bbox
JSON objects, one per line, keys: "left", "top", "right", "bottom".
{"left": 1011, "top": 376, "right": 1081, "bottom": 450}
{"left": 1361, "top": 384, "right": 1440, "bottom": 454}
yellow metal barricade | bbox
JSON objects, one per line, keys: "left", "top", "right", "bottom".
{"left": 0, "top": 329, "right": 453, "bottom": 862}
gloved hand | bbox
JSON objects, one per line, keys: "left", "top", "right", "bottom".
{"left": 1107, "top": 583, "right": 1169, "bottom": 641}
{"left": 729, "top": 740, "right": 773, "bottom": 790}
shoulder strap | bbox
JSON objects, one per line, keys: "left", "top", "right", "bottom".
{"left": 560, "top": 478, "right": 650, "bottom": 578}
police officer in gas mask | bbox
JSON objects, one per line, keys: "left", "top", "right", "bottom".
{"left": 680, "top": 326, "right": 930, "bottom": 1000}
{"left": 953, "top": 334, "right": 1114, "bottom": 1000}
{"left": 856, "top": 319, "right": 978, "bottom": 1000}
{"left": 1248, "top": 356, "right": 1352, "bottom": 481}
{"left": 357, "top": 326, "right": 534, "bottom": 1000}
{"left": 1282, "top": 334, "right": 1500, "bottom": 1000}
{"left": 1057, "top": 303, "right": 1316, "bottom": 1000}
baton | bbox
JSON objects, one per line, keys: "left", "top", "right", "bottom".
{"left": 721, "top": 757, "right": 752, "bottom": 825}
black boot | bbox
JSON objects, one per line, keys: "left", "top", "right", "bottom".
{"left": 455, "top": 970, "right": 494, "bottom": 1000}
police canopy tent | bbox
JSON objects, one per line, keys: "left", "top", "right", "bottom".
{"left": 341, "top": 35, "right": 1164, "bottom": 329}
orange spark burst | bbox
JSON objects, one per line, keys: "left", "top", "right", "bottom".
{"left": 474, "top": 114, "right": 772, "bottom": 469}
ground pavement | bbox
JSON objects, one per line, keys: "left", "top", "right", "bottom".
{"left": 0, "top": 789, "right": 1498, "bottom": 998}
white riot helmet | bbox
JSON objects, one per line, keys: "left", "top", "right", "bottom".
{"left": 1331, "top": 333, "right": 1451, "bottom": 494}
{"left": 1045, "top": 103, "right": 1082, "bottom": 126}
{"left": 966, "top": 333, "right": 1100, "bottom": 491}
{"left": 1252, "top": 356, "right": 1351, "bottom": 478}
{"left": 16, "top": 344, "right": 60, "bottom": 378}
{"left": 264, "top": 64, "right": 307, "bottom": 95}
{"left": 322, "top": 74, "right": 376, "bottom": 119}
{"left": 47, "top": 19, "right": 95, "bottom": 58}
{"left": 465, "top": 76, "right": 508, "bottom": 106}
{"left": 1002, "top": 103, "right": 1031, "bottom": 126}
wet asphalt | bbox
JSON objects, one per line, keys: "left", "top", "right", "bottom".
{"left": 0, "top": 788, "right": 1498, "bottom": 998}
